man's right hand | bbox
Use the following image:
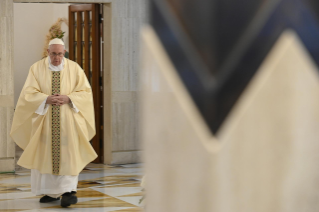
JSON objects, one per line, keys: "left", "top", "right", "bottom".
{"left": 46, "top": 94, "right": 63, "bottom": 106}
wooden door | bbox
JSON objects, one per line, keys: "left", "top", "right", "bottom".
{"left": 68, "top": 4, "right": 104, "bottom": 163}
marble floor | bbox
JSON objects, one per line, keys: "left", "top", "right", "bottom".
{"left": 0, "top": 163, "right": 144, "bottom": 212}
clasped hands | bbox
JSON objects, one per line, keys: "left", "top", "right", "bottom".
{"left": 46, "top": 94, "right": 70, "bottom": 106}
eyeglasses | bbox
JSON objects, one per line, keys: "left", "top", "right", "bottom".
{"left": 49, "top": 52, "right": 64, "bottom": 57}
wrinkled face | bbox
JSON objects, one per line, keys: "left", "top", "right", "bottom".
{"left": 47, "top": 44, "right": 66, "bottom": 66}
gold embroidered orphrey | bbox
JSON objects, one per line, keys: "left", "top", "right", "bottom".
{"left": 52, "top": 71, "right": 61, "bottom": 175}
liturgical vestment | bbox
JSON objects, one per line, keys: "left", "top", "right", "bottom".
{"left": 10, "top": 57, "right": 97, "bottom": 176}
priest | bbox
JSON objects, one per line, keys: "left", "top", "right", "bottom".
{"left": 10, "top": 38, "right": 97, "bottom": 207}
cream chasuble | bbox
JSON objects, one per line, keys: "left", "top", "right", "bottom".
{"left": 11, "top": 57, "right": 97, "bottom": 176}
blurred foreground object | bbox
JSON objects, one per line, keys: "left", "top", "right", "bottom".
{"left": 141, "top": 0, "right": 319, "bottom": 211}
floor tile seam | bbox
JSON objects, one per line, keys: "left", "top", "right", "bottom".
{"left": 81, "top": 178, "right": 141, "bottom": 182}
{"left": 118, "top": 193, "right": 144, "bottom": 198}
{"left": 89, "top": 192, "right": 142, "bottom": 200}
{"left": 87, "top": 173, "right": 143, "bottom": 176}
{"left": 93, "top": 182, "right": 142, "bottom": 187}
{"left": 103, "top": 181, "right": 142, "bottom": 184}
{"left": 114, "top": 196, "right": 143, "bottom": 207}
{"left": 102, "top": 179, "right": 142, "bottom": 183}
{"left": 90, "top": 176, "right": 143, "bottom": 179}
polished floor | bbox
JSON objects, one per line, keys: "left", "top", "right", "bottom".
{"left": 0, "top": 163, "right": 144, "bottom": 212}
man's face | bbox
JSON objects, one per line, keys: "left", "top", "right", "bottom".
{"left": 47, "top": 44, "right": 66, "bottom": 66}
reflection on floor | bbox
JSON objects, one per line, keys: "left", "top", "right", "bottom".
{"left": 0, "top": 163, "right": 144, "bottom": 212}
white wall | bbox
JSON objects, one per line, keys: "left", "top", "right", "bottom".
{"left": 14, "top": 3, "right": 69, "bottom": 106}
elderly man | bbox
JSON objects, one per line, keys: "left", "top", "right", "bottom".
{"left": 10, "top": 38, "right": 97, "bottom": 207}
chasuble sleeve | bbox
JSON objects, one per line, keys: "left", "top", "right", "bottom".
{"left": 35, "top": 98, "right": 49, "bottom": 115}
{"left": 69, "top": 101, "right": 80, "bottom": 113}
{"left": 67, "top": 65, "right": 96, "bottom": 141}
{"left": 10, "top": 66, "right": 49, "bottom": 150}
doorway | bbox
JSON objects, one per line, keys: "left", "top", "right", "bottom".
{"left": 68, "top": 4, "right": 104, "bottom": 163}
